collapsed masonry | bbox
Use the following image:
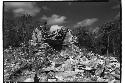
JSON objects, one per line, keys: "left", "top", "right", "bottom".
{"left": 29, "top": 25, "right": 120, "bottom": 82}
{"left": 4, "top": 25, "right": 120, "bottom": 82}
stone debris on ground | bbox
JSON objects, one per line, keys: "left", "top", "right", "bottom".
{"left": 4, "top": 25, "right": 121, "bottom": 83}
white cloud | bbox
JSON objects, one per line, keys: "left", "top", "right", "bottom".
{"left": 4, "top": 2, "right": 40, "bottom": 17}
{"left": 41, "top": 14, "right": 67, "bottom": 25}
{"left": 74, "top": 18, "right": 98, "bottom": 28}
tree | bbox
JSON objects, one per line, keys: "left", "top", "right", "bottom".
{"left": 94, "top": 18, "right": 121, "bottom": 58}
{"left": 3, "top": 14, "right": 16, "bottom": 48}
{"left": 72, "top": 26, "right": 94, "bottom": 51}
{"left": 3, "top": 14, "right": 39, "bottom": 48}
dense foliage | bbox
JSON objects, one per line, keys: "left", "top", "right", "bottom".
{"left": 72, "top": 17, "right": 121, "bottom": 60}
{"left": 4, "top": 15, "right": 43, "bottom": 48}
{"left": 4, "top": 14, "right": 121, "bottom": 58}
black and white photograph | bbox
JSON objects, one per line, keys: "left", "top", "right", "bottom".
{"left": 3, "top": 0, "right": 121, "bottom": 82}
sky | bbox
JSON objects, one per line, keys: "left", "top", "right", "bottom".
{"left": 4, "top": 0, "right": 120, "bottom": 31}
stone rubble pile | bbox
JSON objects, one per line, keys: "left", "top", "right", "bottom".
{"left": 4, "top": 25, "right": 120, "bottom": 83}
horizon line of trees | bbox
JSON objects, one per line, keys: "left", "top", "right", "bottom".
{"left": 3, "top": 14, "right": 121, "bottom": 58}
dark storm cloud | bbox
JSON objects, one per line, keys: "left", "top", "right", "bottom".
{"left": 4, "top": 2, "right": 51, "bottom": 17}
{"left": 112, "top": 4, "right": 120, "bottom": 9}
{"left": 4, "top": 0, "right": 121, "bottom": 27}
{"left": 4, "top": 2, "right": 40, "bottom": 17}
{"left": 42, "top": 6, "right": 50, "bottom": 11}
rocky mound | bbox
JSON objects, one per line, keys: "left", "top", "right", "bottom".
{"left": 4, "top": 25, "right": 120, "bottom": 83}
